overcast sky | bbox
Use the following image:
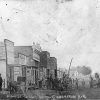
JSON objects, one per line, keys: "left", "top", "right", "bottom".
{"left": 0, "top": 0, "right": 100, "bottom": 73}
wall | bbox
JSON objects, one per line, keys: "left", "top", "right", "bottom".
{"left": 40, "top": 51, "right": 50, "bottom": 68}
{"left": 19, "top": 53, "right": 27, "bottom": 65}
{"left": 0, "top": 41, "right": 6, "bottom": 81}
{"left": 14, "top": 58, "right": 19, "bottom": 65}
{"left": 0, "top": 42, "right": 6, "bottom": 60}
{"left": 49, "top": 57, "right": 57, "bottom": 70}
{"left": 0, "top": 60, "right": 6, "bottom": 86}
{"left": 4, "top": 39, "right": 14, "bottom": 87}
{"left": 0, "top": 39, "right": 14, "bottom": 87}
{"left": 4, "top": 39, "right": 14, "bottom": 64}
{"left": 48, "top": 57, "right": 57, "bottom": 78}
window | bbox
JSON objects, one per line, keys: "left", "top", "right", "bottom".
{"left": 27, "top": 70, "right": 30, "bottom": 73}
{"left": 35, "top": 60, "right": 39, "bottom": 67}
{"left": 31, "top": 70, "right": 34, "bottom": 76}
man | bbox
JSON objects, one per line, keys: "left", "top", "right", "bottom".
{"left": 75, "top": 78, "right": 78, "bottom": 89}
{"left": 90, "top": 75, "right": 93, "bottom": 88}
{"left": 0, "top": 74, "right": 3, "bottom": 91}
{"left": 49, "top": 74, "right": 53, "bottom": 89}
{"left": 82, "top": 79, "right": 85, "bottom": 88}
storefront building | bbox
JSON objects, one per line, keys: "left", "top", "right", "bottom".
{"left": 0, "top": 39, "right": 14, "bottom": 88}
{"left": 14, "top": 42, "right": 42, "bottom": 86}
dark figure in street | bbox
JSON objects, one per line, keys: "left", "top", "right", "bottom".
{"left": 49, "top": 74, "right": 53, "bottom": 89}
{"left": 82, "top": 79, "right": 85, "bottom": 88}
{"left": 75, "top": 78, "right": 78, "bottom": 89}
{"left": 90, "top": 76, "right": 93, "bottom": 88}
{"left": 0, "top": 74, "right": 3, "bottom": 91}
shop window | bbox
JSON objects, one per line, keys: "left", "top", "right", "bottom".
{"left": 35, "top": 60, "right": 39, "bottom": 67}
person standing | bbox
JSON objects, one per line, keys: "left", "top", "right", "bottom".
{"left": 90, "top": 75, "right": 93, "bottom": 88}
{"left": 76, "top": 78, "right": 78, "bottom": 89}
{"left": 82, "top": 79, "right": 85, "bottom": 88}
{"left": 0, "top": 74, "right": 3, "bottom": 91}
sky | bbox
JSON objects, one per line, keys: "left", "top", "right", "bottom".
{"left": 0, "top": 0, "right": 100, "bottom": 73}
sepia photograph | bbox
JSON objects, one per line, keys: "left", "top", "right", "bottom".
{"left": 0, "top": 0, "right": 100, "bottom": 100}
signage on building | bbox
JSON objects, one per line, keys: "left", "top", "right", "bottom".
{"left": 32, "top": 42, "right": 41, "bottom": 62}
{"left": 33, "top": 53, "right": 40, "bottom": 62}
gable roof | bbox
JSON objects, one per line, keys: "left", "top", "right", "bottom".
{"left": 14, "top": 46, "right": 33, "bottom": 58}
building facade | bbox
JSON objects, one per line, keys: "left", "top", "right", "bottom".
{"left": 0, "top": 39, "right": 14, "bottom": 88}
{"left": 49, "top": 57, "right": 57, "bottom": 79}
{"left": 40, "top": 51, "right": 50, "bottom": 79}
{"left": 40, "top": 52, "right": 57, "bottom": 79}
{"left": 32, "top": 42, "right": 42, "bottom": 85}
{"left": 0, "top": 39, "right": 58, "bottom": 88}
{"left": 14, "top": 42, "right": 42, "bottom": 86}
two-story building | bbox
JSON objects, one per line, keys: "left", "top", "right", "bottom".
{"left": 14, "top": 42, "right": 42, "bottom": 86}
{"left": 40, "top": 51, "right": 50, "bottom": 79}
{"left": 40, "top": 51, "right": 57, "bottom": 79}
{"left": 0, "top": 39, "right": 14, "bottom": 88}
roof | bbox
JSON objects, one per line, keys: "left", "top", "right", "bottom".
{"left": 14, "top": 46, "right": 33, "bottom": 58}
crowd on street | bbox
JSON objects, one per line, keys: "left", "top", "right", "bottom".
{"left": 0, "top": 72, "right": 100, "bottom": 94}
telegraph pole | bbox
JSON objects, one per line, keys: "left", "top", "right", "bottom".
{"left": 68, "top": 58, "right": 73, "bottom": 77}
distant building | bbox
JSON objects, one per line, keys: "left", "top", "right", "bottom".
{"left": 69, "top": 67, "right": 90, "bottom": 81}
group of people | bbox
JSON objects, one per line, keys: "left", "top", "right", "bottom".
{"left": 38, "top": 74, "right": 87, "bottom": 91}
{"left": 38, "top": 75, "right": 58, "bottom": 89}
{"left": 89, "top": 75, "right": 100, "bottom": 88}
{"left": 0, "top": 73, "right": 97, "bottom": 93}
{"left": 72, "top": 78, "right": 86, "bottom": 89}
{"left": 0, "top": 74, "right": 3, "bottom": 91}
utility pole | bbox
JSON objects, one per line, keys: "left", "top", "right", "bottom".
{"left": 68, "top": 58, "right": 73, "bottom": 77}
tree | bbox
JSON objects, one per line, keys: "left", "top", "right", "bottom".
{"left": 77, "top": 66, "right": 92, "bottom": 75}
